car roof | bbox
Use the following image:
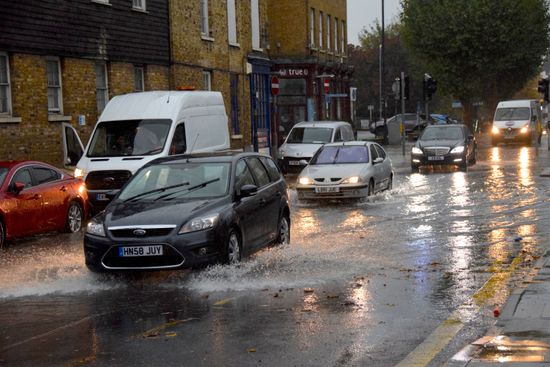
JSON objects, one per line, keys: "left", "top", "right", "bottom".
{"left": 322, "top": 141, "right": 369, "bottom": 147}
{"left": 145, "top": 151, "right": 265, "bottom": 166}
{"left": 291, "top": 120, "right": 351, "bottom": 128}
{"left": 424, "top": 123, "right": 464, "bottom": 129}
{"left": 0, "top": 160, "right": 55, "bottom": 169}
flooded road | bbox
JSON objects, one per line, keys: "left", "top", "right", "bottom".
{"left": 2, "top": 135, "right": 550, "bottom": 366}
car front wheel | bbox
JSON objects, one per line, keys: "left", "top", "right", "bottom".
{"left": 276, "top": 214, "right": 290, "bottom": 245}
{"left": 367, "top": 179, "right": 375, "bottom": 196}
{"left": 225, "top": 230, "right": 242, "bottom": 265}
{"left": 65, "top": 202, "right": 83, "bottom": 233}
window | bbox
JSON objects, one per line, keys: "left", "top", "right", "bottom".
{"left": 227, "top": 0, "right": 237, "bottom": 45}
{"left": 341, "top": 20, "right": 346, "bottom": 53}
{"left": 169, "top": 124, "right": 186, "bottom": 155}
{"left": 327, "top": 15, "right": 331, "bottom": 51}
{"left": 247, "top": 157, "right": 270, "bottom": 187}
{"left": 200, "top": 0, "right": 209, "bottom": 37}
{"left": 132, "top": 0, "right": 145, "bottom": 11}
{"left": 11, "top": 168, "right": 33, "bottom": 189}
{"left": 0, "top": 53, "right": 11, "bottom": 114}
{"left": 333, "top": 128, "right": 342, "bottom": 142}
{"left": 230, "top": 73, "right": 239, "bottom": 134}
{"left": 334, "top": 17, "right": 339, "bottom": 53}
{"left": 134, "top": 66, "right": 144, "bottom": 92}
{"left": 319, "top": 11, "right": 323, "bottom": 49}
{"left": 235, "top": 159, "right": 255, "bottom": 195}
{"left": 33, "top": 166, "right": 61, "bottom": 185}
{"left": 202, "top": 71, "right": 212, "bottom": 91}
{"left": 251, "top": 0, "right": 260, "bottom": 49}
{"left": 309, "top": 8, "right": 315, "bottom": 47}
{"left": 46, "top": 59, "right": 62, "bottom": 114}
{"left": 374, "top": 144, "right": 387, "bottom": 159}
{"left": 369, "top": 144, "right": 379, "bottom": 162}
{"left": 95, "top": 63, "right": 108, "bottom": 113}
{"left": 260, "top": 156, "right": 281, "bottom": 182}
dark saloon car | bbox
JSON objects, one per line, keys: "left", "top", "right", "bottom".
{"left": 411, "top": 124, "right": 477, "bottom": 172}
{"left": 0, "top": 161, "right": 87, "bottom": 248}
{"left": 84, "top": 152, "right": 290, "bottom": 272}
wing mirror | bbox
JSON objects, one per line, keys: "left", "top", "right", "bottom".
{"left": 468, "top": 134, "right": 474, "bottom": 140}
{"left": 299, "top": 159, "right": 308, "bottom": 166}
{"left": 373, "top": 157, "right": 384, "bottom": 165}
{"left": 238, "top": 184, "right": 258, "bottom": 199}
{"left": 12, "top": 182, "right": 25, "bottom": 194}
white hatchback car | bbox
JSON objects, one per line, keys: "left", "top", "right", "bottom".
{"left": 278, "top": 121, "right": 355, "bottom": 173}
{"left": 296, "top": 141, "right": 393, "bottom": 200}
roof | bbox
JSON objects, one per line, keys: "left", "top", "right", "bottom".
{"left": 145, "top": 151, "right": 261, "bottom": 166}
{"left": 292, "top": 120, "right": 351, "bottom": 128}
{"left": 424, "top": 124, "right": 464, "bottom": 129}
{"left": 497, "top": 99, "right": 538, "bottom": 108}
{"left": 323, "top": 141, "right": 369, "bottom": 147}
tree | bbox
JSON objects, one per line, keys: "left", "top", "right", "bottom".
{"left": 401, "top": 0, "right": 550, "bottom": 128}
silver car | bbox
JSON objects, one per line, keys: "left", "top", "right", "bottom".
{"left": 296, "top": 141, "right": 393, "bottom": 200}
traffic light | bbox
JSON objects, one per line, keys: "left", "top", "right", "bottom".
{"left": 423, "top": 73, "right": 437, "bottom": 101}
{"left": 538, "top": 78, "right": 549, "bottom": 102}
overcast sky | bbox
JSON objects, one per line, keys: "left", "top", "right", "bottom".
{"left": 347, "top": 0, "right": 402, "bottom": 45}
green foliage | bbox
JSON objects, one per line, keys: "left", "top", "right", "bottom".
{"left": 401, "top": 0, "right": 550, "bottom": 117}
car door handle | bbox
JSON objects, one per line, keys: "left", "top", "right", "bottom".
{"left": 33, "top": 194, "right": 42, "bottom": 200}
{"left": 60, "top": 186, "right": 68, "bottom": 192}
{"left": 259, "top": 198, "right": 267, "bottom": 206}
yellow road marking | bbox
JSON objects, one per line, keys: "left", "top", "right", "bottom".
{"left": 213, "top": 297, "right": 236, "bottom": 306}
{"left": 396, "top": 251, "right": 526, "bottom": 367}
{"left": 142, "top": 318, "right": 197, "bottom": 338}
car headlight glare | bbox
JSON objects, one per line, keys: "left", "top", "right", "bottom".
{"left": 74, "top": 168, "right": 85, "bottom": 178}
{"left": 492, "top": 126, "right": 500, "bottom": 134}
{"left": 411, "top": 147, "right": 423, "bottom": 155}
{"left": 450, "top": 145, "right": 465, "bottom": 154}
{"left": 298, "top": 177, "right": 314, "bottom": 185}
{"left": 520, "top": 126, "right": 529, "bottom": 134}
{"left": 179, "top": 214, "right": 219, "bottom": 234}
{"left": 342, "top": 176, "right": 361, "bottom": 184}
{"left": 86, "top": 220, "right": 105, "bottom": 237}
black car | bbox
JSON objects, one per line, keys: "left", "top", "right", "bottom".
{"left": 84, "top": 152, "right": 290, "bottom": 272}
{"left": 411, "top": 124, "right": 477, "bottom": 172}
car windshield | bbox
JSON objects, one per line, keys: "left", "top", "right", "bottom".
{"left": 117, "top": 162, "right": 230, "bottom": 201}
{"left": 495, "top": 107, "right": 531, "bottom": 121}
{"left": 310, "top": 146, "right": 369, "bottom": 164}
{"left": 87, "top": 119, "right": 171, "bottom": 157}
{"left": 420, "top": 126, "right": 464, "bottom": 140}
{"left": 0, "top": 168, "right": 8, "bottom": 187}
{"left": 286, "top": 127, "right": 333, "bottom": 144}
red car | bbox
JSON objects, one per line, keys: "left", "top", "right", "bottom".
{"left": 0, "top": 161, "right": 88, "bottom": 248}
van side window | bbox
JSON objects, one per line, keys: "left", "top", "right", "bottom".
{"left": 342, "top": 126, "right": 354, "bottom": 141}
{"left": 333, "top": 128, "right": 342, "bottom": 142}
{"left": 247, "top": 157, "right": 271, "bottom": 187}
{"left": 170, "top": 124, "right": 186, "bottom": 155}
{"left": 234, "top": 160, "right": 255, "bottom": 195}
{"left": 260, "top": 156, "right": 281, "bottom": 182}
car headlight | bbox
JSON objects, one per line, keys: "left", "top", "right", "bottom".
{"left": 86, "top": 219, "right": 105, "bottom": 237}
{"left": 450, "top": 145, "right": 465, "bottom": 154}
{"left": 179, "top": 213, "right": 219, "bottom": 234}
{"left": 492, "top": 126, "right": 500, "bottom": 134}
{"left": 74, "top": 168, "right": 85, "bottom": 178}
{"left": 342, "top": 176, "right": 361, "bottom": 184}
{"left": 298, "top": 176, "right": 314, "bottom": 185}
{"left": 411, "top": 147, "right": 423, "bottom": 155}
{"left": 520, "top": 126, "right": 529, "bottom": 134}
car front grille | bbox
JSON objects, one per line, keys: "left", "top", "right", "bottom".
{"left": 424, "top": 147, "right": 450, "bottom": 156}
{"left": 313, "top": 177, "right": 342, "bottom": 183}
{"left": 109, "top": 227, "right": 175, "bottom": 238}
{"left": 86, "top": 170, "right": 132, "bottom": 190}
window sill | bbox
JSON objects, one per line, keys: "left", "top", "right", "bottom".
{"left": 132, "top": 7, "right": 148, "bottom": 13}
{"left": 48, "top": 115, "right": 72, "bottom": 122}
{"left": 231, "top": 134, "right": 243, "bottom": 140}
{"left": 229, "top": 42, "right": 241, "bottom": 49}
{"left": 0, "top": 116, "right": 21, "bottom": 124}
{"left": 252, "top": 47, "right": 264, "bottom": 52}
{"left": 201, "top": 35, "right": 215, "bottom": 42}
{"left": 91, "top": 0, "right": 112, "bottom": 6}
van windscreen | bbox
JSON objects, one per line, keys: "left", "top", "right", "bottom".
{"left": 87, "top": 119, "right": 171, "bottom": 157}
{"left": 495, "top": 107, "right": 530, "bottom": 121}
{"left": 286, "top": 127, "right": 333, "bottom": 144}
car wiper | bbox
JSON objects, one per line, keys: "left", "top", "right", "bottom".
{"left": 123, "top": 182, "right": 190, "bottom": 203}
{"left": 156, "top": 178, "right": 221, "bottom": 201}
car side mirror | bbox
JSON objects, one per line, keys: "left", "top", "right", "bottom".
{"left": 373, "top": 157, "right": 384, "bottom": 165}
{"left": 468, "top": 134, "right": 474, "bottom": 140}
{"left": 238, "top": 184, "right": 258, "bottom": 198}
{"left": 12, "top": 182, "right": 25, "bottom": 194}
{"left": 299, "top": 159, "right": 308, "bottom": 166}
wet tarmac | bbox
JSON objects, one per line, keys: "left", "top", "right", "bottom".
{"left": 2, "top": 134, "right": 550, "bottom": 366}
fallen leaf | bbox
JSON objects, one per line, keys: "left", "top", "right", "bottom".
{"left": 165, "top": 332, "right": 177, "bottom": 337}
{"left": 247, "top": 348, "right": 257, "bottom": 353}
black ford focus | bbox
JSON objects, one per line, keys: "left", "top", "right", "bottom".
{"left": 84, "top": 152, "right": 290, "bottom": 272}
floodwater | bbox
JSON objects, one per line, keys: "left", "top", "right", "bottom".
{"left": 2, "top": 135, "right": 550, "bottom": 366}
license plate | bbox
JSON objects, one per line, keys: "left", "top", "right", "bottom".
{"left": 118, "top": 245, "right": 163, "bottom": 257}
{"left": 96, "top": 193, "right": 110, "bottom": 201}
{"left": 428, "top": 156, "right": 444, "bottom": 161}
{"left": 288, "top": 160, "right": 301, "bottom": 166}
{"left": 315, "top": 186, "right": 339, "bottom": 193}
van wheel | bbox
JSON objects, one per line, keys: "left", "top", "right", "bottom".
{"left": 65, "top": 202, "right": 83, "bottom": 233}
{"left": 411, "top": 165, "right": 420, "bottom": 173}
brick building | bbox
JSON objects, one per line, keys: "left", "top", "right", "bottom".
{"left": 0, "top": 0, "right": 272, "bottom": 166}
{"left": 267, "top": 0, "right": 353, "bottom": 145}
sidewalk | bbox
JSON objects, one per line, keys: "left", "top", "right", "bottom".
{"left": 446, "top": 252, "right": 550, "bottom": 366}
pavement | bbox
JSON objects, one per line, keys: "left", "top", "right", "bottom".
{"left": 445, "top": 250, "right": 550, "bottom": 366}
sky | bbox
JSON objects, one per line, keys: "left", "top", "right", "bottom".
{"left": 347, "top": 0, "right": 402, "bottom": 45}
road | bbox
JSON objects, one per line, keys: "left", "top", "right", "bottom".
{"left": 2, "top": 134, "right": 550, "bottom": 366}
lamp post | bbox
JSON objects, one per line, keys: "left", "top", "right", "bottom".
{"left": 381, "top": 0, "right": 386, "bottom": 141}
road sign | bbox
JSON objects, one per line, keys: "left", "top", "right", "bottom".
{"left": 271, "top": 76, "right": 279, "bottom": 96}
{"left": 324, "top": 78, "right": 330, "bottom": 93}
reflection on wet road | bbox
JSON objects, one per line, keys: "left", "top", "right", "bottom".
{"left": 2, "top": 137, "right": 550, "bottom": 366}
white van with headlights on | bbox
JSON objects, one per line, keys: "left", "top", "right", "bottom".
{"left": 491, "top": 99, "right": 542, "bottom": 146}
{"left": 63, "top": 91, "right": 230, "bottom": 214}
{"left": 277, "top": 121, "right": 355, "bottom": 173}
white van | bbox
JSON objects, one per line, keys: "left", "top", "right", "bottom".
{"left": 277, "top": 120, "right": 355, "bottom": 173}
{"left": 62, "top": 91, "right": 230, "bottom": 213}
{"left": 491, "top": 99, "right": 542, "bottom": 146}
